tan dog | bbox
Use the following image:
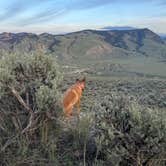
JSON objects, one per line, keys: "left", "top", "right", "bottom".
{"left": 63, "top": 77, "right": 86, "bottom": 119}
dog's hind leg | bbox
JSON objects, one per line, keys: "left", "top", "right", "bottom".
{"left": 64, "top": 107, "right": 72, "bottom": 119}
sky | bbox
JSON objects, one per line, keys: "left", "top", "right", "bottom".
{"left": 0, "top": 0, "right": 166, "bottom": 34}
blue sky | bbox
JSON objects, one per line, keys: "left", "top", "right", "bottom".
{"left": 0, "top": 0, "right": 166, "bottom": 34}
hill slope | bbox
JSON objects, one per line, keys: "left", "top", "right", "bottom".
{"left": 0, "top": 29, "right": 166, "bottom": 62}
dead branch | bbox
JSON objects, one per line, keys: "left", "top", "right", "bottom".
{"left": 21, "top": 114, "right": 41, "bottom": 134}
{"left": 8, "top": 86, "right": 36, "bottom": 133}
{"left": 8, "top": 86, "right": 56, "bottom": 134}
{"left": 11, "top": 116, "right": 20, "bottom": 131}
{"left": 1, "top": 136, "right": 18, "bottom": 152}
{"left": 9, "top": 86, "right": 33, "bottom": 113}
{"left": 26, "top": 92, "right": 30, "bottom": 106}
{"left": 46, "top": 111, "right": 56, "bottom": 120}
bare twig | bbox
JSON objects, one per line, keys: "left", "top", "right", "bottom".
{"left": 9, "top": 86, "right": 33, "bottom": 113}
{"left": 8, "top": 86, "right": 36, "bottom": 134}
{"left": 23, "top": 114, "right": 41, "bottom": 134}
{"left": 1, "top": 136, "right": 18, "bottom": 152}
{"left": 26, "top": 92, "right": 30, "bottom": 107}
{"left": 11, "top": 116, "right": 20, "bottom": 131}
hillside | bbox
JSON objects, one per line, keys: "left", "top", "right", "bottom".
{"left": 0, "top": 28, "right": 166, "bottom": 63}
{"left": 163, "top": 37, "right": 166, "bottom": 44}
{"left": 1, "top": 49, "right": 166, "bottom": 166}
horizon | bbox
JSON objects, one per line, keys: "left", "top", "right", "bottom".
{"left": 0, "top": 0, "right": 166, "bottom": 34}
{"left": 0, "top": 27, "right": 157, "bottom": 36}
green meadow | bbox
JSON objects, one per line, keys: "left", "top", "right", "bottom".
{"left": 69, "top": 56, "right": 166, "bottom": 79}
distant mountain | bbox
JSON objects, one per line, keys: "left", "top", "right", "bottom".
{"left": 101, "top": 26, "right": 136, "bottom": 31}
{"left": 0, "top": 28, "right": 166, "bottom": 62}
{"left": 159, "top": 33, "right": 166, "bottom": 38}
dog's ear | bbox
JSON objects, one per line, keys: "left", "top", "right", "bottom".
{"left": 75, "top": 78, "right": 80, "bottom": 82}
{"left": 81, "top": 76, "right": 86, "bottom": 82}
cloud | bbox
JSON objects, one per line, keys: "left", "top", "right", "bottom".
{"left": 0, "top": 16, "right": 166, "bottom": 34}
{"left": 117, "top": 16, "right": 166, "bottom": 33}
{"left": 19, "top": 0, "right": 114, "bottom": 25}
{"left": 0, "top": 0, "right": 162, "bottom": 26}
{"left": 0, "top": 0, "right": 166, "bottom": 33}
{"left": 0, "top": 0, "right": 54, "bottom": 22}
{"left": 157, "top": 0, "right": 166, "bottom": 6}
{"left": 0, "top": 1, "right": 25, "bottom": 21}
{"left": 0, "top": 0, "right": 114, "bottom": 25}
{"left": 68, "top": 0, "right": 114, "bottom": 10}
{"left": 0, "top": 23, "right": 107, "bottom": 34}
{"left": 18, "top": 8, "right": 68, "bottom": 26}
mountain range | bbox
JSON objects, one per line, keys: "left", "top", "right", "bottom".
{"left": 0, "top": 28, "right": 166, "bottom": 63}
{"left": 101, "top": 26, "right": 136, "bottom": 30}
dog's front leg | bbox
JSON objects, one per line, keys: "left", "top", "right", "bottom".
{"left": 76, "top": 99, "right": 80, "bottom": 119}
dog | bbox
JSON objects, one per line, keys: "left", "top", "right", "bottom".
{"left": 63, "top": 77, "right": 86, "bottom": 119}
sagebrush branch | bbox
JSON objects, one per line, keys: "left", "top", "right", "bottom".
{"left": 9, "top": 86, "right": 33, "bottom": 113}
{"left": 9, "top": 86, "right": 36, "bottom": 133}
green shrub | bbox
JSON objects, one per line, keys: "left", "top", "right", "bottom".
{"left": 56, "top": 113, "right": 95, "bottom": 166}
{"left": 0, "top": 52, "right": 62, "bottom": 113}
{"left": 93, "top": 94, "right": 166, "bottom": 166}
{"left": 0, "top": 52, "right": 62, "bottom": 165}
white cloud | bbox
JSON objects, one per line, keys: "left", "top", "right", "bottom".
{"left": 0, "top": 23, "right": 106, "bottom": 34}
{"left": 0, "top": 17, "right": 166, "bottom": 34}
{"left": 117, "top": 17, "right": 166, "bottom": 33}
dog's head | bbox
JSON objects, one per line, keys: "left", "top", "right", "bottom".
{"left": 75, "top": 77, "right": 86, "bottom": 90}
